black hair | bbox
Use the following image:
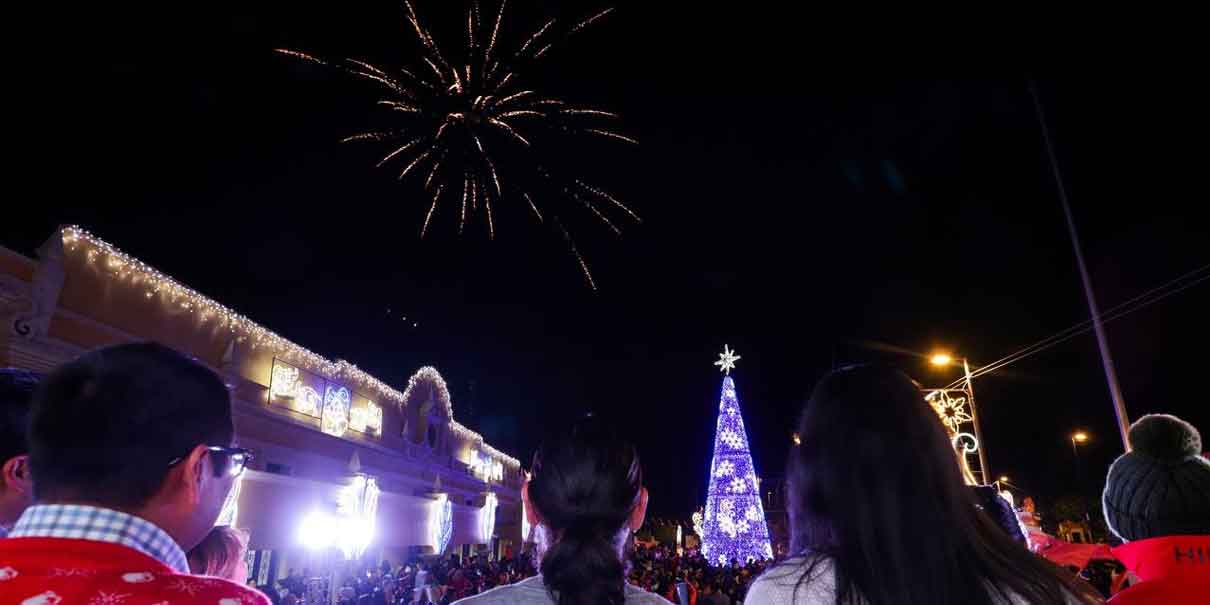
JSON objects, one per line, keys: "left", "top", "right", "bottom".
{"left": 0, "top": 368, "right": 41, "bottom": 463}
{"left": 29, "top": 342, "right": 235, "bottom": 508}
{"left": 779, "top": 365, "right": 1102, "bottom": 605}
{"left": 529, "top": 416, "right": 643, "bottom": 605}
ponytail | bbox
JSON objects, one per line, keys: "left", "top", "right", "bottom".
{"left": 528, "top": 417, "right": 643, "bottom": 605}
{"left": 540, "top": 521, "right": 628, "bottom": 605}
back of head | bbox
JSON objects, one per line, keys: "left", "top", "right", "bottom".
{"left": 786, "top": 365, "right": 1098, "bottom": 605}
{"left": 0, "top": 368, "right": 41, "bottom": 463}
{"left": 529, "top": 416, "right": 643, "bottom": 605}
{"left": 188, "top": 525, "right": 249, "bottom": 580}
{"left": 1103, "top": 413, "right": 1210, "bottom": 541}
{"left": 29, "top": 342, "right": 234, "bottom": 508}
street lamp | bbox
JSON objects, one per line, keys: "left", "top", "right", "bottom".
{"left": 1071, "top": 431, "right": 1089, "bottom": 484}
{"left": 1070, "top": 431, "right": 1092, "bottom": 525}
{"left": 929, "top": 352, "right": 991, "bottom": 484}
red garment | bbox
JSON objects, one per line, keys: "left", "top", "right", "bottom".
{"left": 1109, "top": 535, "right": 1209, "bottom": 605}
{"left": 0, "top": 536, "right": 270, "bottom": 605}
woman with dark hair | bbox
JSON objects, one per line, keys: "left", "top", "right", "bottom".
{"left": 745, "top": 365, "right": 1103, "bottom": 605}
{"left": 454, "top": 416, "right": 672, "bottom": 605}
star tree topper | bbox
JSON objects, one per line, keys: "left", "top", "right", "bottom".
{"left": 715, "top": 345, "right": 741, "bottom": 375}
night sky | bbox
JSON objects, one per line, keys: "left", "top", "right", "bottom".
{"left": 10, "top": 2, "right": 1209, "bottom": 517}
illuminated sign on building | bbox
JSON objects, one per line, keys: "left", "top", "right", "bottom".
{"left": 270, "top": 358, "right": 380, "bottom": 439}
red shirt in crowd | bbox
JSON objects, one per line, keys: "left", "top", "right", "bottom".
{"left": 1109, "top": 535, "right": 1209, "bottom": 605}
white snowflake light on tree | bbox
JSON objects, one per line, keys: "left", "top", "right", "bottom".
{"left": 729, "top": 477, "right": 748, "bottom": 493}
{"left": 746, "top": 505, "right": 761, "bottom": 521}
{"left": 720, "top": 429, "right": 743, "bottom": 449}
{"left": 714, "top": 460, "right": 735, "bottom": 478}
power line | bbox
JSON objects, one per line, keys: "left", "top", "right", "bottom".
{"left": 943, "top": 263, "right": 1210, "bottom": 390}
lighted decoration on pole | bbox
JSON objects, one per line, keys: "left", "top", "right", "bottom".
{"left": 429, "top": 494, "right": 454, "bottom": 555}
{"left": 215, "top": 472, "right": 245, "bottom": 527}
{"left": 478, "top": 492, "right": 499, "bottom": 544}
{"left": 927, "top": 354, "right": 990, "bottom": 485}
{"left": 521, "top": 470, "right": 533, "bottom": 543}
{"left": 297, "top": 475, "right": 381, "bottom": 560}
{"left": 701, "top": 347, "right": 772, "bottom": 565}
{"left": 926, "top": 386, "right": 985, "bottom": 485}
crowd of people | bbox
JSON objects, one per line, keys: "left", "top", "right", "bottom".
{"left": 272, "top": 546, "right": 768, "bottom": 605}
{"left": 1, "top": 344, "right": 1207, "bottom": 605}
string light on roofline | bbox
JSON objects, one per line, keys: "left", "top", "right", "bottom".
{"left": 61, "top": 226, "right": 519, "bottom": 468}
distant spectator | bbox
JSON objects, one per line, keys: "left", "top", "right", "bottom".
{"left": 1102, "top": 414, "right": 1210, "bottom": 605}
{"left": 699, "top": 581, "right": 731, "bottom": 605}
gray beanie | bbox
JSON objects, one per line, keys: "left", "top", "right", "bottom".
{"left": 1102, "top": 414, "right": 1210, "bottom": 542}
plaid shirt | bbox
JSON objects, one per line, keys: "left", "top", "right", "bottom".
{"left": 8, "top": 504, "right": 190, "bottom": 573}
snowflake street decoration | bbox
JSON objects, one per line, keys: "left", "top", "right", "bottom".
{"left": 701, "top": 371, "right": 771, "bottom": 565}
{"left": 927, "top": 390, "right": 972, "bottom": 434}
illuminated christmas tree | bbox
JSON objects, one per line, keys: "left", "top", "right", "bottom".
{"left": 701, "top": 346, "right": 773, "bottom": 565}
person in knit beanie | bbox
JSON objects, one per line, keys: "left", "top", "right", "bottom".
{"left": 1101, "top": 413, "right": 1209, "bottom": 604}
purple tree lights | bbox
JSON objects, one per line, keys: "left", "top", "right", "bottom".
{"left": 701, "top": 347, "right": 772, "bottom": 565}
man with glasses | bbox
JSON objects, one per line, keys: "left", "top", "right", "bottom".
{"left": 0, "top": 342, "right": 267, "bottom": 604}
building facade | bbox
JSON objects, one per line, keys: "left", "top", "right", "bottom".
{"left": 0, "top": 226, "right": 524, "bottom": 586}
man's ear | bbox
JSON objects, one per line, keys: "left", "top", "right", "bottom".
{"left": 522, "top": 481, "right": 541, "bottom": 527}
{"left": 1, "top": 455, "right": 32, "bottom": 495}
{"left": 628, "top": 487, "right": 649, "bottom": 531}
{"left": 169, "top": 444, "right": 211, "bottom": 506}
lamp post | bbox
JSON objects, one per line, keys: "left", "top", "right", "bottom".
{"left": 1070, "top": 431, "right": 1089, "bottom": 485}
{"left": 1069, "top": 431, "right": 1093, "bottom": 528}
{"left": 931, "top": 353, "right": 991, "bottom": 484}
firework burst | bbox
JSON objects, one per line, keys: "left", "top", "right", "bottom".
{"left": 277, "top": 1, "right": 638, "bottom": 289}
